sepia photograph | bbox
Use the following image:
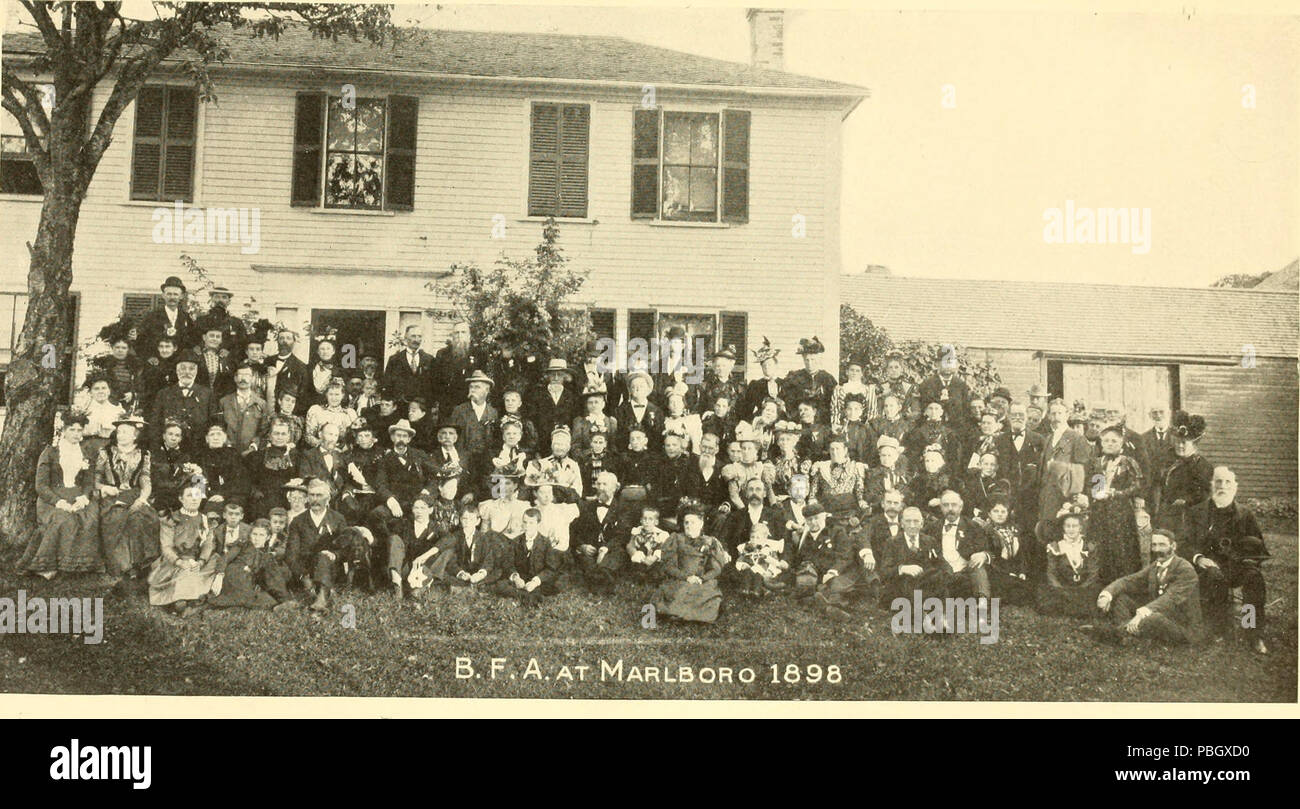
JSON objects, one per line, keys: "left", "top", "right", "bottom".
{"left": 0, "top": 0, "right": 1295, "bottom": 713}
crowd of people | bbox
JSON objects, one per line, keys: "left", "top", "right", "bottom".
{"left": 14, "top": 274, "right": 1272, "bottom": 652}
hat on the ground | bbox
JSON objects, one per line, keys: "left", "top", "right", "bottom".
{"left": 388, "top": 419, "right": 417, "bottom": 438}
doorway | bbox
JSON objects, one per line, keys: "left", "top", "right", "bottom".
{"left": 310, "top": 309, "right": 388, "bottom": 368}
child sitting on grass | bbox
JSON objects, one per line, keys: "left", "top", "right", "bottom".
{"left": 626, "top": 505, "right": 670, "bottom": 581}
{"left": 734, "top": 522, "right": 788, "bottom": 596}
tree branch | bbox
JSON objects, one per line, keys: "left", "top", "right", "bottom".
{"left": 0, "top": 63, "right": 52, "bottom": 149}
{"left": 19, "top": 1, "right": 63, "bottom": 55}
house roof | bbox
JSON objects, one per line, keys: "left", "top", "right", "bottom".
{"left": 1254, "top": 259, "right": 1299, "bottom": 290}
{"left": 842, "top": 273, "right": 1300, "bottom": 359}
{"left": 1, "top": 24, "right": 869, "bottom": 98}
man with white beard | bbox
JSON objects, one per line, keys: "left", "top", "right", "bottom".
{"left": 433, "top": 320, "right": 474, "bottom": 417}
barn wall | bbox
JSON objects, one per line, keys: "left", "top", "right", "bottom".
{"left": 1181, "top": 358, "right": 1298, "bottom": 498}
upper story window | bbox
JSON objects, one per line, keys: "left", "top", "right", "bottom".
{"left": 130, "top": 85, "right": 198, "bottom": 202}
{"left": 291, "top": 92, "right": 418, "bottom": 211}
{"left": 631, "top": 108, "right": 749, "bottom": 224}
{"left": 1, "top": 85, "right": 54, "bottom": 195}
{"left": 528, "top": 102, "right": 590, "bottom": 218}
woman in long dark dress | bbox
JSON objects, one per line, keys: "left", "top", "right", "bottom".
{"left": 149, "top": 421, "right": 193, "bottom": 515}
{"left": 96, "top": 415, "right": 161, "bottom": 580}
{"left": 19, "top": 414, "right": 102, "bottom": 578}
{"left": 653, "top": 504, "right": 728, "bottom": 623}
{"left": 1088, "top": 425, "right": 1143, "bottom": 584}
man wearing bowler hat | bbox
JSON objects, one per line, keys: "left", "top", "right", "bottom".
{"left": 195, "top": 285, "right": 247, "bottom": 357}
{"left": 449, "top": 370, "right": 500, "bottom": 481}
{"left": 136, "top": 276, "right": 196, "bottom": 358}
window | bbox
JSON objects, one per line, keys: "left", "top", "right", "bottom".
{"left": 528, "top": 103, "right": 590, "bottom": 218}
{"left": 0, "top": 292, "right": 77, "bottom": 407}
{"left": 291, "top": 92, "right": 418, "bottom": 211}
{"left": 623, "top": 308, "right": 748, "bottom": 379}
{"left": 122, "top": 293, "right": 164, "bottom": 324}
{"left": 1, "top": 84, "right": 54, "bottom": 195}
{"left": 130, "top": 85, "right": 198, "bottom": 202}
{"left": 631, "top": 108, "right": 750, "bottom": 223}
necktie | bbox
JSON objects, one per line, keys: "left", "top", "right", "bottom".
{"left": 409, "top": 353, "right": 418, "bottom": 372}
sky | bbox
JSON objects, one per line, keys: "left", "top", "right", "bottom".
{"left": 6, "top": 1, "right": 1299, "bottom": 288}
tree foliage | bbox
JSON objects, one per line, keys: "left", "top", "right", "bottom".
{"left": 1210, "top": 271, "right": 1272, "bottom": 289}
{"left": 430, "top": 218, "right": 597, "bottom": 390}
{"left": 839, "top": 303, "right": 1002, "bottom": 397}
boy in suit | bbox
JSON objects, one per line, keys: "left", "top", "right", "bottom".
{"left": 494, "top": 508, "right": 569, "bottom": 608}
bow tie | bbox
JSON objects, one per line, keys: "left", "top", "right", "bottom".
{"left": 1012, "top": 431, "right": 1024, "bottom": 438}
{"left": 945, "top": 521, "right": 958, "bottom": 529}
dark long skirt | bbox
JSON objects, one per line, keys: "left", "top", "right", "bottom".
{"left": 99, "top": 488, "right": 161, "bottom": 576}
{"left": 653, "top": 578, "right": 722, "bottom": 623}
{"left": 1090, "top": 495, "right": 1142, "bottom": 584}
{"left": 19, "top": 485, "right": 103, "bottom": 574}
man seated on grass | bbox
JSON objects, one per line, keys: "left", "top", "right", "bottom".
{"left": 815, "top": 507, "right": 880, "bottom": 621}
{"left": 287, "top": 479, "right": 370, "bottom": 612}
{"left": 493, "top": 508, "right": 569, "bottom": 608}
{"left": 935, "top": 489, "right": 992, "bottom": 602}
{"left": 572, "top": 471, "right": 627, "bottom": 595}
{"left": 1093, "top": 529, "right": 1202, "bottom": 646}
{"left": 879, "top": 506, "right": 943, "bottom": 607}
{"left": 783, "top": 502, "right": 843, "bottom": 600}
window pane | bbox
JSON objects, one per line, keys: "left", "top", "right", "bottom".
{"left": 327, "top": 99, "right": 354, "bottom": 150}
{"left": 662, "top": 166, "right": 689, "bottom": 219}
{"left": 689, "top": 167, "right": 717, "bottom": 212}
{"left": 691, "top": 116, "right": 717, "bottom": 164}
{"left": 354, "top": 99, "right": 385, "bottom": 153}
{"left": 663, "top": 114, "right": 691, "bottom": 164}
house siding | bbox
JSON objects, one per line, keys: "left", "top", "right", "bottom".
{"left": 1181, "top": 358, "right": 1298, "bottom": 499}
{"left": 0, "top": 72, "right": 847, "bottom": 384}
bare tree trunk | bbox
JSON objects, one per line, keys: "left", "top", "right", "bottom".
{"left": 0, "top": 187, "right": 82, "bottom": 548}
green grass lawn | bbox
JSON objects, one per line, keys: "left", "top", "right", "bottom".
{"left": 1, "top": 525, "right": 1295, "bottom": 702}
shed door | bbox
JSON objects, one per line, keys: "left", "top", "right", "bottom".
{"left": 1060, "top": 362, "right": 1175, "bottom": 432}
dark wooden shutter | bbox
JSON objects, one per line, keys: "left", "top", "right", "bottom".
{"left": 721, "top": 109, "right": 750, "bottom": 224}
{"left": 631, "top": 108, "right": 660, "bottom": 218}
{"left": 590, "top": 308, "right": 616, "bottom": 346}
{"left": 385, "top": 94, "right": 418, "bottom": 211}
{"left": 528, "top": 103, "right": 559, "bottom": 216}
{"left": 291, "top": 92, "right": 326, "bottom": 207}
{"left": 626, "top": 309, "right": 656, "bottom": 368}
{"left": 161, "top": 87, "right": 197, "bottom": 202}
{"left": 559, "top": 104, "right": 589, "bottom": 218}
{"left": 720, "top": 311, "right": 748, "bottom": 381}
{"left": 129, "top": 86, "right": 165, "bottom": 200}
{"left": 123, "top": 293, "right": 164, "bottom": 323}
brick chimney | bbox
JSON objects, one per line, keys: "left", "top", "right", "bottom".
{"left": 747, "top": 8, "right": 785, "bottom": 72}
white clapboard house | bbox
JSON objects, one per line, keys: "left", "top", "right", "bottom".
{"left": 0, "top": 10, "right": 866, "bottom": 416}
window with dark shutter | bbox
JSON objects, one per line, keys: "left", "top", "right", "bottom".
{"left": 123, "top": 293, "right": 164, "bottom": 323}
{"left": 721, "top": 110, "right": 750, "bottom": 223}
{"left": 631, "top": 108, "right": 660, "bottom": 218}
{"left": 385, "top": 95, "right": 418, "bottom": 211}
{"left": 626, "top": 308, "right": 656, "bottom": 371}
{"left": 590, "top": 308, "right": 616, "bottom": 347}
{"left": 528, "top": 102, "right": 588, "bottom": 218}
{"left": 719, "top": 311, "right": 748, "bottom": 381}
{"left": 130, "top": 86, "right": 197, "bottom": 202}
{"left": 292, "top": 92, "right": 326, "bottom": 207}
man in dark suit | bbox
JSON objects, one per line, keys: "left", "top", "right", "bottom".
{"left": 1139, "top": 405, "right": 1178, "bottom": 513}
{"left": 266, "top": 328, "right": 309, "bottom": 416}
{"left": 432, "top": 320, "right": 474, "bottom": 418}
{"left": 815, "top": 502, "right": 880, "bottom": 618}
{"left": 493, "top": 508, "right": 569, "bottom": 607}
{"left": 994, "top": 403, "right": 1046, "bottom": 534}
{"left": 1097, "top": 529, "right": 1202, "bottom": 645}
{"left": 719, "top": 477, "right": 779, "bottom": 556}
{"left": 135, "top": 275, "right": 195, "bottom": 358}
{"left": 149, "top": 353, "right": 218, "bottom": 451}
{"left": 448, "top": 371, "right": 500, "bottom": 480}
{"left": 193, "top": 285, "right": 248, "bottom": 358}
{"left": 915, "top": 357, "right": 970, "bottom": 426}
{"left": 783, "top": 502, "right": 843, "bottom": 598}
{"left": 865, "top": 488, "right": 906, "bottom": 560}
{"left": 680, "top": 431, "right": 726, "bottom": 510}
{"left": 933, "top": 490, "right": 992, "bottom": 599}
{"left": 613, "top": 371, "right": 664, "bottom": 453}
{"left": 571, "top": 470, "right": 626, "bottom": 593}
{"left": 194, "top": 325, "right": 237, "bottom": 399}
{"left": 370, "top": 419, "right": 439, "bottom": 539}
{"left": 1180, "top": 467, "right": 1269, "bottom": 653}
{"left": 219, "top": 365, "right": 268, "bottom": 456}
{"left": 529, "top": 359, "right": 581, "bottom": 455}
{"left": 879, "top": 506, "right": 944, "bottom": 605}
{"left": 288, "top": 479, "right": 368, "bottom": 611}
{"left": 383, "top": 325, "right": 436, "bottom": 407}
